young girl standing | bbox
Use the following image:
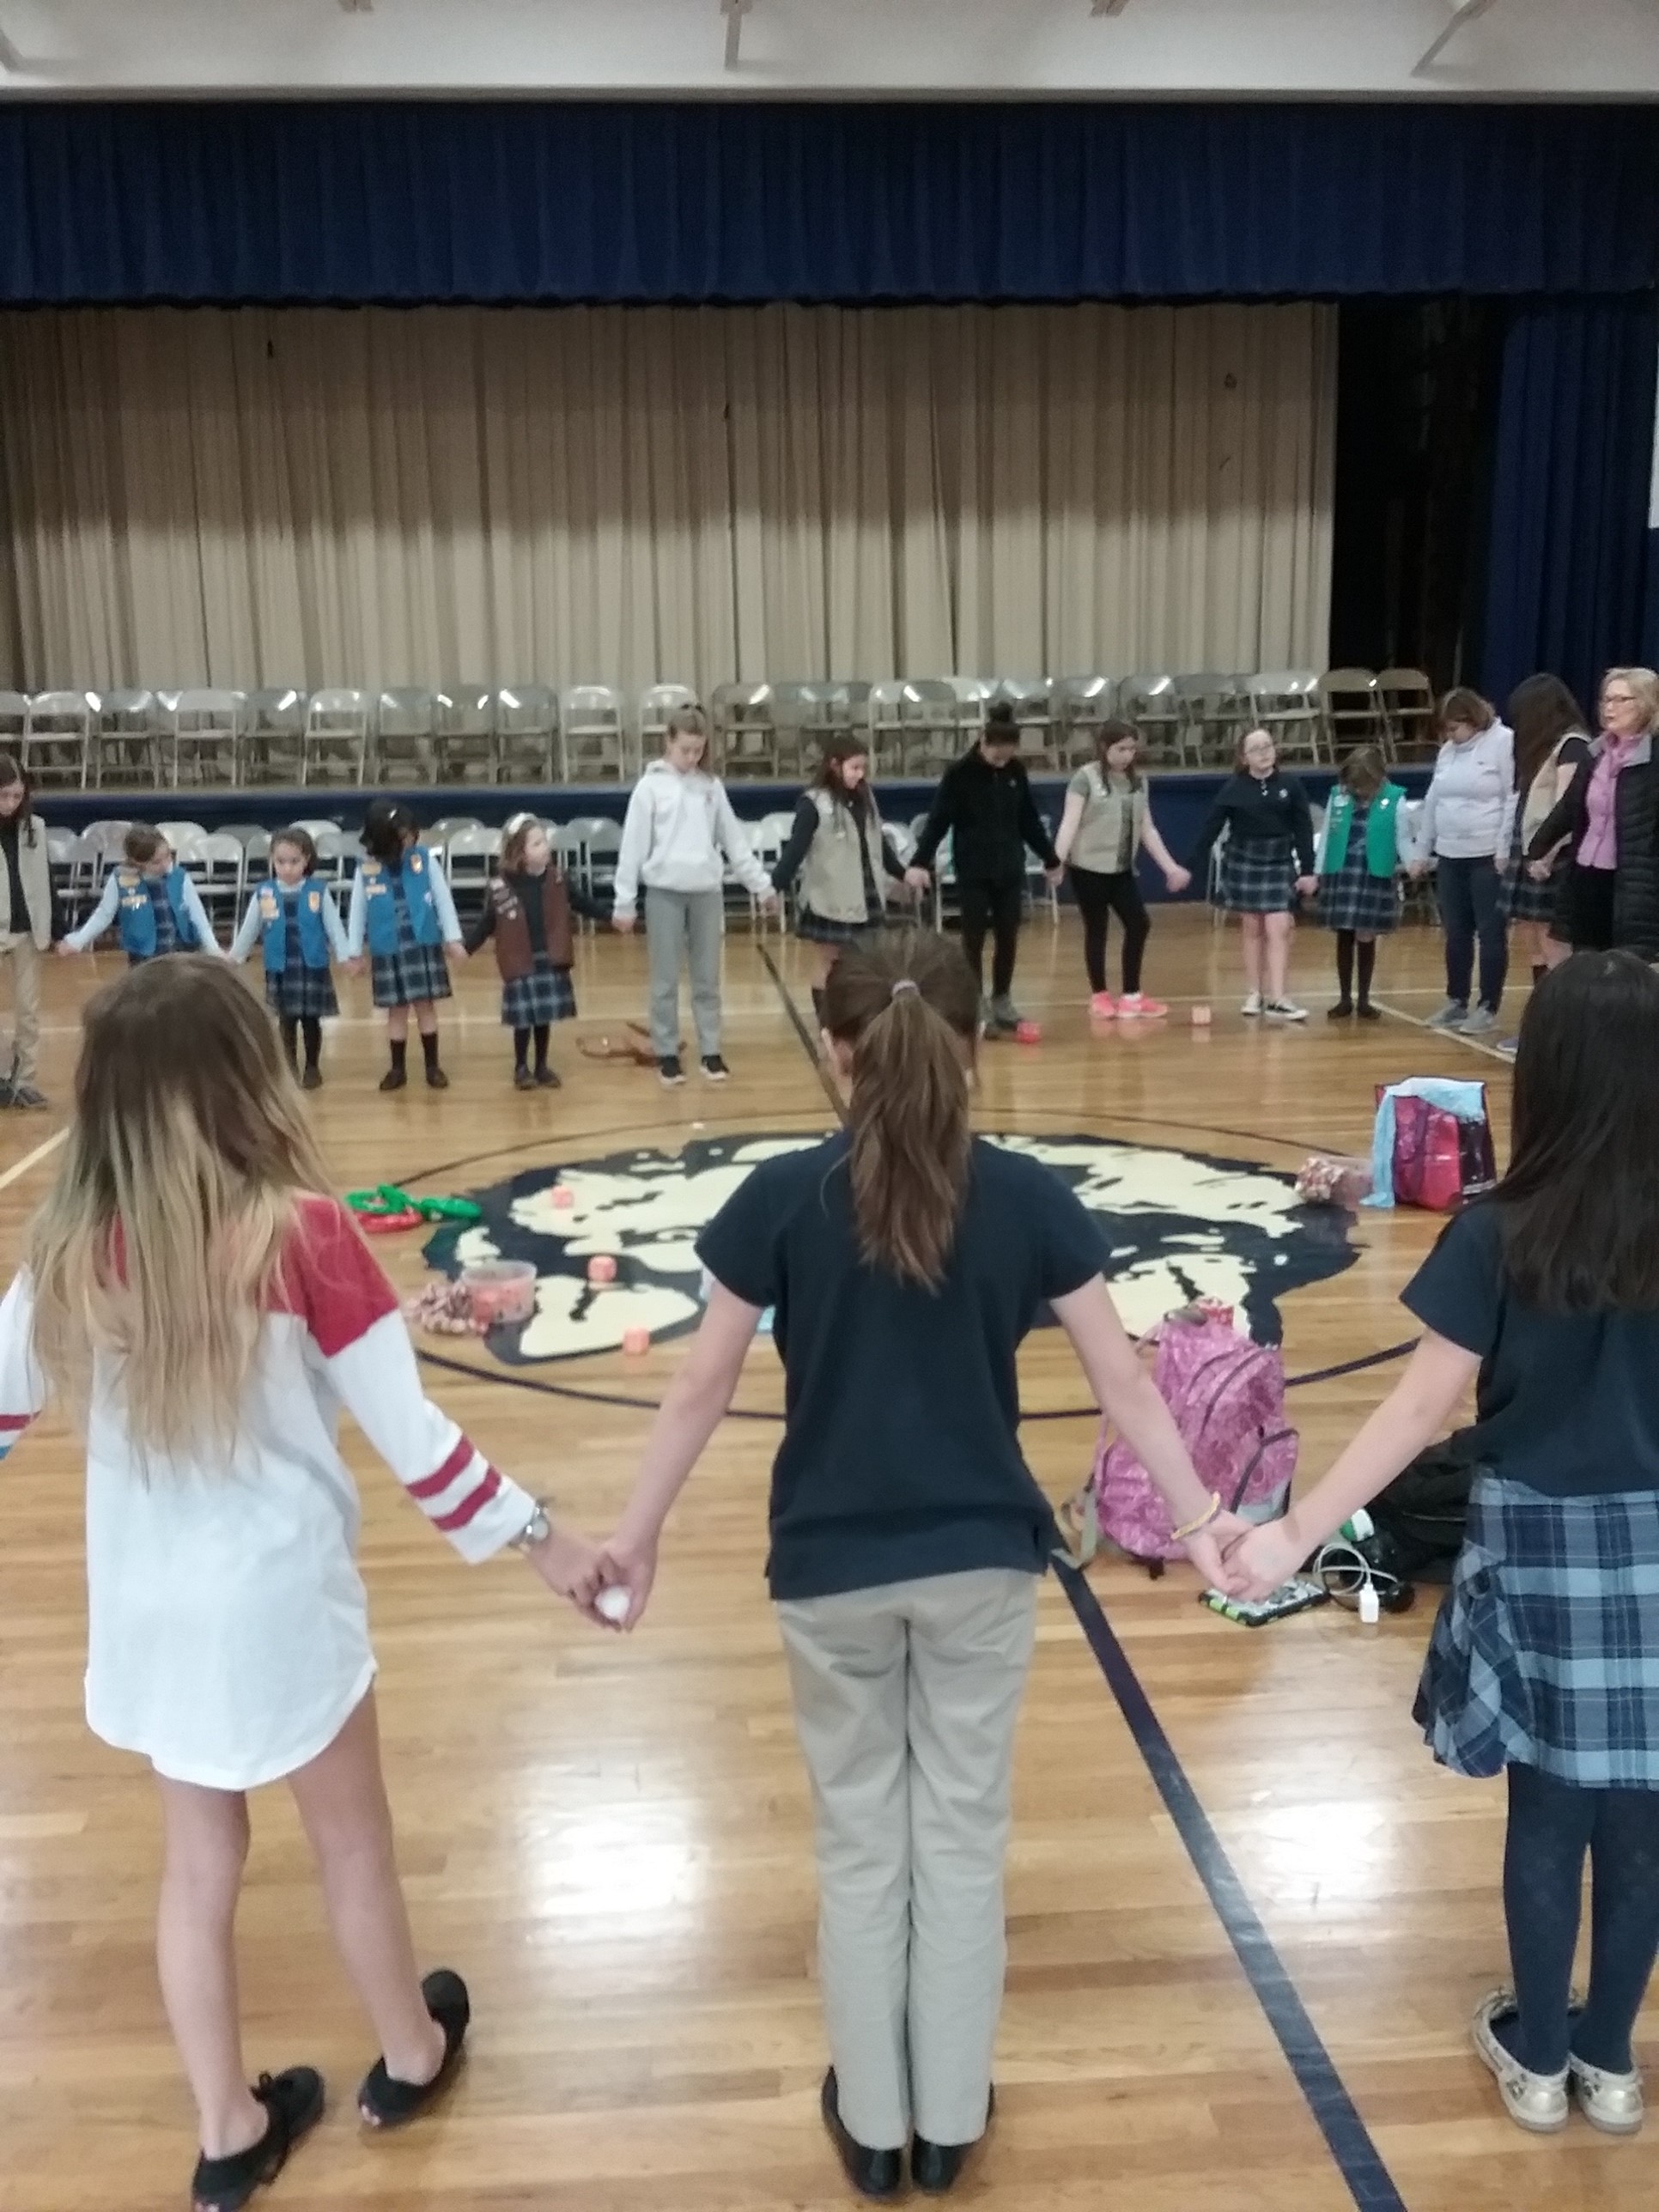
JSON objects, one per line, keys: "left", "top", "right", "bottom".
{"left": 1188, "top": 729, "right": 1317, "bottom": 1021}
{"left": 769, "top": 732, "right": 910, "bottom": 1025}
{"left": 612, "top": 707, "right": 776, "bottom": 1087}
{"left": 63, "top": 825, "right": 223, "bottom": 967}
{"left": 0, "top": 957, "right": 596, "bottom": 2209}
{"left": 1499, "top": 675, "right": 1591, "bottom": 984}
{"left": 1227, "top": 952, "right": 1659, "bottom": 2140}
{"left": 1315, "top": 744, "right": 1407, "bottom": 1021}
{"left": 582, "top": 930, "right": 1242, "bottom": 2199}
{"left": 345, "top": 801, "right": 465, "bottom": 1093}
{"left": 465, "top": 813, "right": 606, "bottom": 1090}
{"left": 229, "top": 828, "right": 349, "bottom": 1090}
{"left": 0, "top": 755, "right": 64, "bottom": 1109}
{"left": 1053, "top": 720, "right": 1190, "bottom": 1020}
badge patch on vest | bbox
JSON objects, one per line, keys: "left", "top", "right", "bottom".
{"left": 421, "top": 1131, "right": 1356, "bottom": 1365}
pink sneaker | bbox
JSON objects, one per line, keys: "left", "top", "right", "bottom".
{"left": 1089, "top": 993, "right": 1117, "bottom": 1019}
{"left": 1117, "top": 994, "right": 1168, "bottom": 1019}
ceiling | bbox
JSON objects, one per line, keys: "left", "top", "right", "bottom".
{"left": 0, "top": 0, "right": 1655, "bottom": 100}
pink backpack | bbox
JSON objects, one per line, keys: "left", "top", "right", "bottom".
{"left": 1064, "top": 1307, "right": 1297, "bottom": 1576}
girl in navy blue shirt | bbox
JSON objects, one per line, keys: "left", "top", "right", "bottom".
{"left": 580, "top": 929, "right": 1242, "bottom": 2199}
{"left": 1230, "top": 951, "right": 1659, "bottom": 2142}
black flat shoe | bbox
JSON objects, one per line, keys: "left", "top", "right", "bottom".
{"left": 301, "top": 1068, "right": 322, "bottom": 1091}
{"left": 1357, "top": 1001, "right": 1382, "bottom": 1022}
{"left": 358, "top": 1968, "right": 470, "bottom": 2130}
{"left": 820, "top": 2069, "right": 902, "bottom": 2200}
{"left": 514, "top": 1066, "right": 536, "bottom": 1091}
{"left": 1327, "top": 1000, "right": 1353, "bottom": 1021}
{"left": 191, "top": 2068, "right": 325, "bottom": 2211}
{"left": 425, "top": 1066, "right": 450, "bottom": 1091}
{"left": 379, "top": 1067, "right": 407, "bottom": 1093}
{"left": 911, "top": 2087, "right": 995, "bottom": 2196}
{"left": 535, "top": 1066, "right": 562, "bottom": 1088}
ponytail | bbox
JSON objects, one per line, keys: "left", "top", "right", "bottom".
{"left": 821, "top": 930, "right": 981, "bottom": 1289}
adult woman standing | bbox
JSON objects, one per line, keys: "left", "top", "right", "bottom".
{"left": 1499, "top": 676, "right": 1592, "bottom": 986}
{"left": 1526, "top": 668, "right": 1659, "bottom": 963}
{"left": 1410, "top": 689, "right": 1515, "bottom": 1035}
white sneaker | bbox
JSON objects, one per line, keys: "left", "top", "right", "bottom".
{"left": 1462, "top": 1006, "right": 1498, "bottom": 1036}
{"left": 1471, "top": 1990, "right": 1569, "bottom": 2133}
{"left": 1265, "top": 999, "right": 1309, "bottom": 1022}
{"left": 1241, "top": 993, "right": 1263, "bottom": 1018}
{"left": 1427, "top": 1000, "right": 1469, "bottom": 1030}
{"left": 1571, "top": 2051, "right": 1645, "bottom": 2136}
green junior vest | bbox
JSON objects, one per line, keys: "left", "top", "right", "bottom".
{"left": 1319, "top": 784, "right": 1406, "bottom": 880}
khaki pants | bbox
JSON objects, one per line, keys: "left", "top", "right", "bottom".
{"left": 776, "top": 1567, "right": 1039, "bottom": 2152}
{"left": 0, "top": 933, "right": 43, "bottom": 1084}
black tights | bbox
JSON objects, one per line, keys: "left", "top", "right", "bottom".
{"left": 279, "top": 1016, "right": 323, "bottom": 1073}
{"left": 957, "top": 878, "right": 1024, "bottom": 1000}
{"left": 1500, "top": 1762, "right": 1659, "bottom": 2075}
{"left": 1069, "top": 866, "right": 1150, "bottom": 995}
{"left": 514, "top": 1024, "right": 550, "bottom": 1073}
{"left": 1334, "top": 930, "right": 1376, "bottom": 1008}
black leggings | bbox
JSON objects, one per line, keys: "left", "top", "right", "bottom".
{"left": 957, "top": 877, "right": 1024, "bottom": 1000}
{"left": 1069, "top": 866, "right": 1149, "bottom": 995}
{"left": 278, "top": 1016, "right": 322, "bottom": 1072}
{"left": 1501, "top": 1761, "right": 1659, "bottom": 2075}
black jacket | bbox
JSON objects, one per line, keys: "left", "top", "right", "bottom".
{"left": 913, "top": 747, "right": 1059, "bottom": 886}
{"left": 1528, "top": 738, "right": 1659, "bottom": 960}
{"left": 1190, "top": 772, "right": 1316, "bottom": 882}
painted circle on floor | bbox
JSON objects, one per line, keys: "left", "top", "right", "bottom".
{"left": 421, "top": 1131, "right": 1357, "bottom": 1364}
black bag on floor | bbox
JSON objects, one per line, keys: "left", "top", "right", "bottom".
{"left": 1366, "top": 1430, "right": 1476, "bottom": 1585}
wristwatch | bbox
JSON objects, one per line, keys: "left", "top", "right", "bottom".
{"left": 509, "top": 1499, "right": 551, "bottom": 1553}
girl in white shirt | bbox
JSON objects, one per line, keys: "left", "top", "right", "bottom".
{"left": 613, "top": 708, "right": 777, "bottom": 1086}
{"left": 0, "top": 956, "right": 595, "bottom": 2211}
{"left": 1409, "top": 687, "right": 1516, "bottom": 1035}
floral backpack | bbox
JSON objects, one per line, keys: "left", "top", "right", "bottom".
{"left": 1062, "top": 1305, "right": 1297, "bottom": 1577}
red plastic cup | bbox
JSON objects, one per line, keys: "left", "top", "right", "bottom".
{"left": 552, "top": 1186, "right": 575, "bottom": 1210}
{"left": 622, "top": 1326, "right": 650, "bottom": 1357}
{"left": 1015, "top": 1020, "right": 1042, "bottom": 1045}
{"left": 586, "top": 1255, "right": 618, "bottom": 1285}
{"left": 1191, "top": 1005, "right": 1212, "bottom": 1028}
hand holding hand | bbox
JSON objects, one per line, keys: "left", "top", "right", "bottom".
{"left": 1294, "top": 875, "right": 1318, "bottom": 900}
{"left": 1164, "top": 866, "right": 1193, "bottom": 896}
{"left": 1407, "top": 860, "right": 1428, "bottom": 881}
{"left": 581, "top": 1529, "right": 659, "bottom": 1632}
{"left": 522, "top": 1521, "right": 605, "bottom": 1603}
{"left": 1526, "top": 859, "right": 1552, "bottom": 883}
{"left": 614, "top": 913, "right": 637, "bottom": 935}
{"left": 1182, "top": 1507, "right": 1255, "bottom": 1595}
{"left": 1218, "top": 1515, "right": 1308, "bottom": 1603}
{"left": 903, "top": 866, "right": 932, "bottom": 894}
{"left": 1044, "top": 865, "right": 1065, "bottom": 890}
{"left": 55, "top": 940, "right": 77, "bottom": 958}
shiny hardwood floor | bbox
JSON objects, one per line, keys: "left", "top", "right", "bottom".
{"left": 0, "top": 907, "right": 1645, "bottom": 2212}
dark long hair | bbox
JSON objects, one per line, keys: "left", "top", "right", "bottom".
{"left": 0, "top": 754, "right": 33, "bottom": 829}
{"left": 1507, "top": 673, "right": 1589, "bottom": 794}
{"left": 1496, "top": 952, "right": 1659, "bottom": 1310}
{"left": 821, "top": 930, "right": 981, "bottom": 1290}
{"left": 361, "top": 798, "right": 421, "bottom": 867}
{"left": 812, "top": 732, "right": 876, "bottom": 820}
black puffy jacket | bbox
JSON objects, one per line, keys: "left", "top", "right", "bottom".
{"left": 1528, "top": 736, "right": 1659, "bottom": 960}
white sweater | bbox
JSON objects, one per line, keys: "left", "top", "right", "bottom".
{"left": 1415, "top": 722, "right": 1515, "bottom": 861}
{"left": 613, "top": 763, "right": 772, "bottom": 915}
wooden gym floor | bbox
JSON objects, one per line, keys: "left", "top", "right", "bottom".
{"left": 0, "top": 907, "right": 1646, "bottom": 2212}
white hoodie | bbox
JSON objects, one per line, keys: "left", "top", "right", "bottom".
{"left": 612, "top": 762, "right": 773, "bottom": 917}
{"left": 1415, "top": 720, "right": 1515, "bottom": 861}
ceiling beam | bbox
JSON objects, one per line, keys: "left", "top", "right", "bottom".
{"left": 1413, "top": 0, "right": 1500, "bottom": 73}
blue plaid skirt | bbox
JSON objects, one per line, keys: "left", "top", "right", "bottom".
{"left": 1216, "top": 840, "right": 1299, "bottom": 915}
{"left": 501, "top": 959, "right": 576, "bottom": 1027}
{"left": 1414, "top": 1475, "right": 1659, "bottom": 1789}
{"left": 1317, "top": 838, "right": 1399, "bottom": 935}
{"left": 370, "top": 896, "right": 452, "bottom": 1008}
{"left": 795, "top": 904, "right": 884, "bottom": 946}
{"left": 265, "top": 963, "right": 339, "bottom": 1019}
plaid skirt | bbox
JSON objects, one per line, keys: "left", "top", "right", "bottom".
{"left": 370, "top": 938, "right": 452, "bottom": 1009}
{"left": 264, "top": 963, "right": 339, "bottom": 1020}
{"left": 1216, "top": 840, "right": 1299, "bottom": 915}
{"left": 501, "top": 958, "right": 576, "bottom": 1028}
{"left": 1499, "top": 814, "right": 1564, "bottom": 925}
{"left": 1413, "top": 1475, "right": 1659, "bottom": 1789}
{"left": 795, "top": 903, "right": 884, "bottom": 947}
{"left": 1317, "top": 842, "right": 1399, "bottom": 936}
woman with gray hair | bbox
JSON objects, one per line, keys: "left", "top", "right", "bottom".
{"left": 1526, "top": 667, "right": 1659, "bottom": 962}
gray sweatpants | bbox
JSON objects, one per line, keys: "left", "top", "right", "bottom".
{"left": 645, "top": 886, "right": 724, "bottom": 1060}
{"left": 775, "top": 1567, "right": 1040, "bottom": 2152}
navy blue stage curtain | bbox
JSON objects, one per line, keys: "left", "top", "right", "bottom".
{"left": 1, "top": 100, "right": 1657, "bottom": 307}
{"left": 1481, "top": 295, "right": 1659, "bottom": 718}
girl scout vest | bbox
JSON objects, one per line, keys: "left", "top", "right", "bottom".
{"left": 358, "top": 847, "right": 442, "bottom": 956}
{"left": 117, "top": 866, "right": 200, "bottom": 957}
{"left": 254, "top": 881, "right": 333, "bottom": 971}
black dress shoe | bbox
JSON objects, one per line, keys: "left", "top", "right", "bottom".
{"left": 911, "top": 2087, "right": 995, "bottom": 2196}
{"left": 820, "top": 2069, "right": 902, "bottom": 2201}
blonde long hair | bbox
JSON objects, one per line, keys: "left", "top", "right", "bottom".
{"left": 29, "top": 957, "right": 335, "bottom": 1463}
{"left": 821, "top": 930, "right": 981, "bottom": 1289}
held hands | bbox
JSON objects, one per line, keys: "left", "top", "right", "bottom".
{"left": 446, "top": 943, "right": 469, "bottom": 965}
{"left": 347, "top": 956, "right": 366, "bottom": 977}
{"left": 520, "top": 1521, "right": 606, "bottom": 1601}
{"left": 1294, "top": 875, "right": 1318, "bottom": 900}
{"left": 1407, "top": 860, "right": 1429, "bottom": 880}
{"left": 614, "top": 912, "right": 637, "bottom": 935}
{"left": 902, "top": 866, "right": 932, "bottom": 893}
{"left": 1182, "top": 1507, "right": 1255, "bottom": 1595}
{"left": 573, "top": 1528, "right": 659, "bottom": 1633}
{"left": 1527, "top": 859, "right": 1552, "bottom": 883}
{"left": 1164, "top": 865, "right": 1193, "bottom": 896}
{"left": 1043, "top": 865, "right": 1065, "bottom": 890}
{"left": 1216, "top": 1512, "right": 1307, "bottom": 1602}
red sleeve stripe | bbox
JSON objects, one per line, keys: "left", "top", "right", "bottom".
{"left": 434, "top": 1466, "right": 502, "bottom": 1531}
{"left": 408, "top": 1433, "right": 475, "bottom": 1500}
{"left": 0, "top": 1413, "right": 32, "bottom": 1432}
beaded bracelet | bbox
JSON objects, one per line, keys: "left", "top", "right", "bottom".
{"left": 1170, "top": 1492, "right": 1222, "bottom": 1543}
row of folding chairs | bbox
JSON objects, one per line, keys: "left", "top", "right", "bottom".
{"left": 0, "top": 668, "right": 1438, "bottom": 793}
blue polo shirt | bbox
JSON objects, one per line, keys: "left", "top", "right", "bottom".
{"left": 696, "top": 1133, "right": 1103, "bottom": 1601}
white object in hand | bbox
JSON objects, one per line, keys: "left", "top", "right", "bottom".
{"left": 596, "top": 1587, "right": 632, "bottom": 1624}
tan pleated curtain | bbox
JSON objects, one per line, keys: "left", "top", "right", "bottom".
{"left": 0, "top": 301, "right": 1335, "bottom": 698}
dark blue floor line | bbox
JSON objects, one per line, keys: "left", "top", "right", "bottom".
{"left": 1057, "top": 1560, "right": 1408, "bottom": 2212}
